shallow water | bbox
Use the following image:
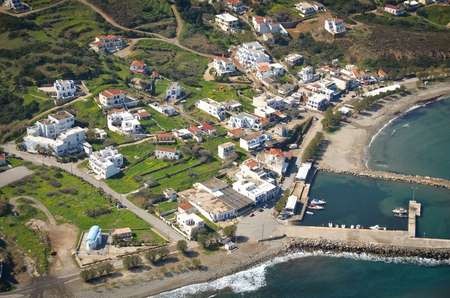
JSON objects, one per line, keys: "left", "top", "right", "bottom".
{"left": 368, "top": 97, "right": 450, "bottom": 180}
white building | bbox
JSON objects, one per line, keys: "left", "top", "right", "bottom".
{"left": 218, "top": 142, "right": 236, "bottom": 160}
{"left": 215, "top": 13, "right": 240, "bottom": 33}
{"left": 89, "top": 146, "right": 123, "bottom": 179}
{"left": 90, "top": 35, "right": 126, "bottom": 53}
{"left": 235, "top": 42, "right": 271, "bottom": 70}
{"left": 296, "top": 162, "right": 312, "bottom": 181}
{"left": 99, "top": 89, "right": 138, "bottom": 109}
{"left": 165, "top": 82, "right": 184, "bottom": 101}
{"left": 228, "top": 112, "right": 261, "bottom": 130}
{"left": 305, "top": 93, "right": 329, "bottom": 111}
{"left": 298, "top": 66, "right": 318, "bottom": 83}
{"left": 324, "top": 19, "right": 346, "bottom": 35}
{"left": 24, "top": 111, "right": 86, "bottom": 157}
{"left": 295, "top": 2, "right": 317, "bottom": 16}
{"left": 284, "top": 195, "right": 298, "bottom": 214}
{"left": 257, "top": 148, "right": 289, "bottom": 176}
{"left": 176, "top": 212, "right": 205, "bottom": 240}
{"left": 107, "top": 110, "right": 141, "bottom": 135}
{"left": 212, "top": 57, "right": 236, "bottom": 76}
{"left": 255, "top": 62, "right": 285, "bottom": 80}
{"left": 54, "top": 80, "right": 76, "bottom": 101}
{"left": 154, "top": 146, "right": 180, "bottom": 160}
{"left": 3, "top": 0, "right": 26, "bottom": 10}
{"left": 129, "top": 60, "right": 148, "bottom": 74}
{"left": 232, "top": 176, "right": 280, "bottom": 204}
{"left": 225, "top": 0, "right": 246, "bottom": 14}
{"left": 284, "top": 53, "right": 304, "bottom": 66}
{"left": 149, "top": 103, "right": 178, "bottom": 116}
{"left": 239, "top": 132, "right": 267, "bottom": 151}
{"left": 196, "top": 98, "right": 226, "bottom": 120}
{"left": 251, "top": 16, "right": 288, "bottom": 36}
{"left": 384, "top": 4, "right": 405, "bottom": 16}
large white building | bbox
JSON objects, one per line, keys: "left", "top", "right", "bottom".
{"left": 239, "top": 132, "right": 267, "bottom": 151}
{"left": 232, "top": 176, "right": 280, "bottom": 204}
{"left": 215, "top": 13, "right": 240, "bottom": 33}
{"left": 165, "top": 82, "right": 184, "bottom": 102}
{"left": 99, "top": 89, "right": 138, "bottom": 109}
{"left": 235, "top": 42, "right": 271, "bottom": 70}
{"left": 255, "top": 62, "right": 285, "bottom": 81}
{"left": 89, "top": 146, "right": 123, "bottom": 179}
{"left": 298, "top": 66, "right": 318, "bottom": 83}
{"left": 305, "top": 93, "right": 329, "bottom": 111}
{"left": 212, "top": 57, "right": 236, "bottom": 76}
{"left": 176, "top": 212, "right": 205, "bottom": 240}
{"left": 324, "top": 19, "right": 346, "bottom": 35}
{"left": 257, "top": 148, "right": 289, "bottom": 177}
{"left": 54, "top": 80, "right": 76, "bottom": 101}
{"left": 24, "top": 111, "right": 86, "bottom": 156}
{"left": 228, "top": 112, "right": 261, "bottom": 130}
{"left": 251, "top": 16, "right": 288, "bottom": 36}
{"left": 107, "top": 110, "right": 141, "bottom": 135}
{"left": 154, "top": 146, "right": 180, "bottom": 160}
{"left": 218, "top": 142, "right": 236, "bottom": 160}
{"left": 196, "top": 98, "right": 227, "bottom": 120}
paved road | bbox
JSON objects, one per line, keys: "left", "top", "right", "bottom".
{"left": 2, "top": 143, "right": 183, "bottom": 242}
{"left": 0, "top": 166, "right": 33, "bottom": 188}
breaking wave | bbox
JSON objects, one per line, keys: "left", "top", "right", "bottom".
{"left": 152, "top": 251, "right": 449, "bottom": 298}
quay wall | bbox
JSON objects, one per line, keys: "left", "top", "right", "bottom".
{"left": 319, "top": 167, "right": 450, "bottom": 190}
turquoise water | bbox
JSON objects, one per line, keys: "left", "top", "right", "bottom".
{"left": 368, "top": 98, "right": 450, "bottom": 180}
{"left": 165, "top": 96, "right": 450, "bottom": 297}
{"left": 304, "top": 172, "right": 450, "bottom": 239}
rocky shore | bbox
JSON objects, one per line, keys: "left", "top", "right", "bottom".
{"left": 287, "top": 238, "right": 450, "bottom": 261}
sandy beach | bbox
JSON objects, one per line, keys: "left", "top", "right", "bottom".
{"left": 67, "top": 239, "right": 288, "bottom": 298}
{"left": 318, "top": 81, "right": 450, "bottom": 173}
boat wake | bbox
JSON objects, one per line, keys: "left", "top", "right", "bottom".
{"left": 153, "top": 251, "right": 450, "bottom": 297}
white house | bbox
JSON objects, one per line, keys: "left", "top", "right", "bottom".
{"left": 215, "top": 13, "right": 240, "bottom": 33}
{"left": 89, "top": 146, "right": 123, "bottom": 179}
{"left": 99, "top": 89, "right": 138, "bottom": 109}
{"left": 228, "top": 112, "right": 261, "bottom": 130}
{"left": 218, "top": 142, "right": 236, "bottom": 160}
{"left": 298, "top": 65, "right": 318, "bottom": 83}
{"left": 251, "top": 16, "right": 288, "bottom": 36}
{"left": 107, "top": 110, "right": 141, "bottom": 135}
{"left": 90, "top": 35, "right": 126, "bottom": 53}
{"left": 154, "top": 146, "right": 180, "bottom": 160}
{"left": 129, "top": 60, "right": 148, "bottom": 74}
{"left": 324, "top": 19, "right": 346, "bottom": 35}
{"left": 54, "top": 80, "right": 76, "bottom": 101}
{"left": 213, "top": 57, "right": 236, "bottom": 76}
{"left": 257, "top": 148, "right": 290, "bottom": 176}
{"left": 24, "top": 111, "right": 86, "bottom": 156}
{"left": 196, "top": 98, "right": 226, "bottom": 120}
{"left": 235, "top": 42, "right": 271, "bottom": 70}
{"left": 384, "top": 4, "right": 405, "bottom": 16}
{"left": 284, "top": 53, "right": 304, "bottom": 66}
{"left": 232, "top": 176, "right": 280, "bottom": 204}
{"left": 3, "top": 0, "right": 26, "bottom": 10}
{"left": 256, "top": 62, "right": 285, "bottom": 80}
{"left": 305, "top": 93, "right": 329, "bottom": 111}
{"left": 225, "top": 0, "right": 246, "bottom": 14}
{"left": 176, "top": 212, "right": 205, "bottom": 240}
{"left": 165, "top": 82, "right": 184, "bottom": 101}
{"left": 295, "top": 2, "right": 317, "bottom": 16}
{"left": 149, "top": 102, "right": 178, "bottom": 116}
{"left": 239, "top": 132, "right": 267, "bottom": 151}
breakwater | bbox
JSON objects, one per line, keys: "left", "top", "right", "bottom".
{"left": 319, "top": 167, "right": 450, "bottom": 190}
{"left": 287, "top": 238, "right": 450, "bottom": 261}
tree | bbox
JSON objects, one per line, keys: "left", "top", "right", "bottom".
{"left": 80, "top": 268, "right": 96, "bottom": 282}
{"left": 192, "top": 258, "right": 202, "bottom": 270}
{"left": 223, "top": 224, "right": 237, "bottom": 238}
{"left": 176, "top": 240, "right": 188, "bottom": 254}
{"left": 146, "top": 247, "right": 169, "bottom": 264}
{"left": 123, "top": 255, "right": 142, "bottom": 270}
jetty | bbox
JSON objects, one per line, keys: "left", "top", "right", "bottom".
{"left": 320, "top": 168, "right": 450, "bottom": 190}
{"left": 408, "top": 200, "right": 421, "bottom": 238}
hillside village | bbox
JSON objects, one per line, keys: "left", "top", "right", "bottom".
{"left": 0, "top": 0, "right": 450, "bottom": 295}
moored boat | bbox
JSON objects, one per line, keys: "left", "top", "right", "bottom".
{"left": 308, "top": 204, "right": 324, "bottom": 210}
{"left": 311, "top": 199, "right": 327, "bottom": 205}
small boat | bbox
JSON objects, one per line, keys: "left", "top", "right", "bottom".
{"left": 328, "top": 222, "right": 333, "bottom": 228}
{"left": 311, "top": 199, "right": 327, "bottom": 205}
{"left": 306, "top": 211, "right": 314, "bottom": 215}
{"left": 341, "top": 224, "right": 346, "bottom": 228}
{"left": 308, "top": 204, "right": 324, "bottom": 210}
{"left": 350, "top": 225, "right": 355, "bottom": 229}
{"left": 369, "top": 225, "right": 386, "bottom": 230}
{"left": 356, "top": 224, "right": 361, "bottom": 229}
{"left": 392, "top": 207, "right": 408, "bottom": 215}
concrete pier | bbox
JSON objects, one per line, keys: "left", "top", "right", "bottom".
{"left": 408, "top": 200, "right": 422, "bottom": 238}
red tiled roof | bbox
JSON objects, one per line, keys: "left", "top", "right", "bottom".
{"left": 179, "top": 200, "right": 193, "bottom": 211}
{"left": 188, "top": 125, "right": 201, "bottom": 134}
{"left": 201, "top": 122, "right": 215, "bottom": 132}
{"left": 155, "top": 146, "right": 177, "bottom": 153}
{"left": 101, "top": 89, "right": 126, "bottom": 97}
{"left": 243, "top": 158, "right": 259, "bottom": 169}
{"left": 226, "top": 0, "right": 241, "bottom": 5}
{"left": 98, "top": 34, "right": 121, "bottom": 40}
{"left": 131, "top": 60, "right": 146, "bottom": 68}
{"left": 257, "top": 63, "right": 270, "bottom": 72}
{"left": 228, "top": 128, "right": 244, "bottom": 137}
{"left": 156, "top": 132, "right": 174, "bottom": 140}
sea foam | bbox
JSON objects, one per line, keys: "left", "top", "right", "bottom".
{"left": 152, "top": 251, "right": 449, "bottom": 297}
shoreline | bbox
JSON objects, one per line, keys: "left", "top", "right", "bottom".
{"left": 318, "top": 82, "right": 450, "bottom": 173}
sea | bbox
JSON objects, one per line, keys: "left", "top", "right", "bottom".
{"left": 157, "top": 97, "right": 450, "bottom": 298}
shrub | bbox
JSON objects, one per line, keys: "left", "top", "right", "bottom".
{"left": 122, "top": 255, "right": 143, "bottom": 270}
{"left": 85, "top": 207, "right": 112, "bottom": 218}
{"left": 49, "top": 180, "right": 62, "bottom": 188}
{"left": 176, "top": 240, "right": 188, "bottom": 254}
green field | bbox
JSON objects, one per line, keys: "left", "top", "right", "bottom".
{"left": 0, "top": 199, "right": 50, "bottom": 273}
{"left": 0, "top": 166, "right": 165, "bottom": 246}
{"left": 155, "top": 200, "right": 178, "bottom": 214}
{"left": 417, "top": 6, "right": 450, "bottom": 26}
